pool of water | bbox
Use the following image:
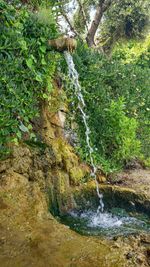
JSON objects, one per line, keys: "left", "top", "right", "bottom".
{"left": 59, "top": 208, "right": 150, "bottom": 238}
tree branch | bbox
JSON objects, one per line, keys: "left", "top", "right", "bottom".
{"left": 102, "top": 0, "right": 113, "bottom": 12}
{"left": 60, "top": 7, "right": 82, "bottom": 40}
{"left": 77, "top": 0, "right": 89, "bottom": 32}
{"left": 86, "top": 1, "right": 103, "bottom": 47}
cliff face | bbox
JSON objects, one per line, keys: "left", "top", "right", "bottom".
{"left": 1, "top": 83, "right": 150, "bottom": 267}
{"left": 0, "top": 83, "right": 88, "bottom": 216}
{"left": 0, "top": 143, "right": 150, "bottom": 267}
{"left": 0, "top": 83, "right": 126, "bottom": 267}
{"left": 0, "top": 166, "right": 135, "bottom": 267}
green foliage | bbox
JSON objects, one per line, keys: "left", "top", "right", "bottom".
{"left": 7, "top": 0, "right": 51, "bottom": 10}
{"left": 102, "top": 98, "right": 141, "bottom": 163}
{"left": 1, "top": 0, "right": 149, "bottom": 175}
{"left": 112, "top": 35, "right": 150, "bottom": 66}
{"left": 112, "top": 37, "right": 150, "bottom": 157}
{"left": 143, "top": 157, "right": 150, "bottom": 168}
{"left": 66, "top": 41, "right": 149, "bottom": 172}
{"left": 0, "top": 1, "right": 60, "bottom": 156}
{"left": 100, "top": 0, "right": 150, "bottom": 51}
{"left": 51, "top": 0, "right": 150, "bottom": 49}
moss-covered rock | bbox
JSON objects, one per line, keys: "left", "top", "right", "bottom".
{"left": 72, "top": 181, "right": 150, "bottom": 215}
{"left": 2, "top": 170, "right": 145, "bottom": 267}
{"left": 47, "top": 169, "right": 76, "bottom": 215}
{"left": 51, "top": 137, "right": 87, "bottom": 185}
{"left": 0, "top": 78, "right": 150, "bottom": 267}
{"left": 69, "top": 166, "right": 84, "bottom": 184}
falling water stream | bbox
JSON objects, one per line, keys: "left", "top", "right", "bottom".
{"left": 64, "top": 51, "right": 104, "bottom": 213}
{"left": 63, "top": 51, "right": 150, "bottom": 236}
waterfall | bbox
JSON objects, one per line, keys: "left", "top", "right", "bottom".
{"left": 64, "top": 51, "right": 104, "bottom": 213}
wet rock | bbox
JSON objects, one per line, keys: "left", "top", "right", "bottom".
{"left": 136, "top": 255, "right": 145, "bottom": 264}
{"left": 125, "top": 159, "right": 144, "bottom": 170}
{"left": 2, "top": 172, "right": 28, "bottom": 190}
{"left": 0, "top": 81, "right": 150, "bottom": 267}
{"left": 146, "top": 246, "right": 150, "bottom": 264}
{"left": 146, "top": 247, "right": 150, "bottom": 266}
{"left": 112, "top": 243, "right": 120, "bottom": 248}
{"left": 146, "top": 247, "right": 150, "bottom": 256}
{"left": 50, "top": 110, "right": 66, "bottom": 128}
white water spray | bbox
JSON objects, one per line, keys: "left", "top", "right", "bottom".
{"left": 64, "top": 51, "right": 104, "bottom": 213}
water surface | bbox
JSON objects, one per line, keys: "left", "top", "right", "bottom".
{"left": 60, "top": 208, "right": 150, "bottom": 238}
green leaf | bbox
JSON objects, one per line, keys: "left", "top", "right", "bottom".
{"left": 40, "top": 37, "right": 46, "bottom": 42}
{"left": 12, "top": 138, "right": 18, "bottom": 145}
{"left": 27, "top": 124, "right": 33, "bottom": 130}
{"left": 35, "top": 74, "right": 43, "bottom": 82}
{"left": 19, "top": 40, "right": 27, "bottom": 51}
{"left": 16, "top": 131, "right": 22, "bottom": 139}
{"left": 40, "top": 45, "right": 46, "bottom": 53}
{"left": 47, "top": 82, "right": 53, "bottom": 92}
{"left": 42, "top": 93, "right": 48, "bottom": 99}
{"left": 30, "top": 133, "right": 36, "bottom": 139}
{"left": 26, "top": 58, "right": 34, "bottom": 70}
{"left": 41, "top": 58, "right": 46, "bottom": 65}
{"left": 19, "top": 122, "right": 29, "bottom": 133}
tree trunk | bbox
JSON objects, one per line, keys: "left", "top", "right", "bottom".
{"left": 86, "top": 0, "right": 112, "bottom": 47}
{"left": 86, "top": 3, "right": 103, "bottom": 47}
{"left": 60, "top": 8, "right": 79, "bottom": 37}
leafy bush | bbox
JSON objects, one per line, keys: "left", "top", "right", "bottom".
{"left": 99, "top": 0, "right": 150, "bottom": 51}
{"left": 0, "top": 1, "right": 60, "bottom": 156}
{"left": 66, "top": 41, "right": 149, "bottom": 172}
{"left": 101, "top": 98, "right": 141, "bottom": 164}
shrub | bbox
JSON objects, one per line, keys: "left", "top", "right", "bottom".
{"left": 66, "top": 42, "right": 149, "bottom": 172}
{"left": 0, "top": 1, "right": 60, "bottom": 157}
{"left": 102, "top": 98, "right": 141, "bottom": 164}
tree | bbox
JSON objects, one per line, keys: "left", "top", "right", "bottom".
{"left": 99, "top": 0, "right": 150, "bottom": 52}
{"left": 86, "top": 0, "right": 113, "bottom": 46}
{"left": 52, "top": 0, "right": 150, "bottom": 48}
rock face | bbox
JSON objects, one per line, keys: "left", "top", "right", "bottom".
{"left": 0, "top": 169, "right": 140, "bottom": 267}
{"left": 0, "top": 152, "right": 150, "bottom": 267}
{"left": 0, "top": 83, "right": 150, "bottom": 267}
{"left": 0, "top": 83, "right": 88, "bottom": 216}
{"left": 72, "top": 181, "right": 150, "bottom": 215}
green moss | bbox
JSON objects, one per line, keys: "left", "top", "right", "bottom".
{"left": 69, "top": 166, "right": 84, "bottom": 184}
{"left": 48, "top": 88, "right": 67, "bottom": 113}
{"left": 143, "top": 157, "right": 150, "bottom": 168}
{"left": 48, "top": 169, "right": 76, "bottom": 215}
{"left": 25, "top": 140, "right": 49, "bottom": 151}
{"left": 52, "top": 138, "right": 78, "bottom": 167}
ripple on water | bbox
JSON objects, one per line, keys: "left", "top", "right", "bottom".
{"left": 60, "top": 209, "right": 150, "bottom": 237}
